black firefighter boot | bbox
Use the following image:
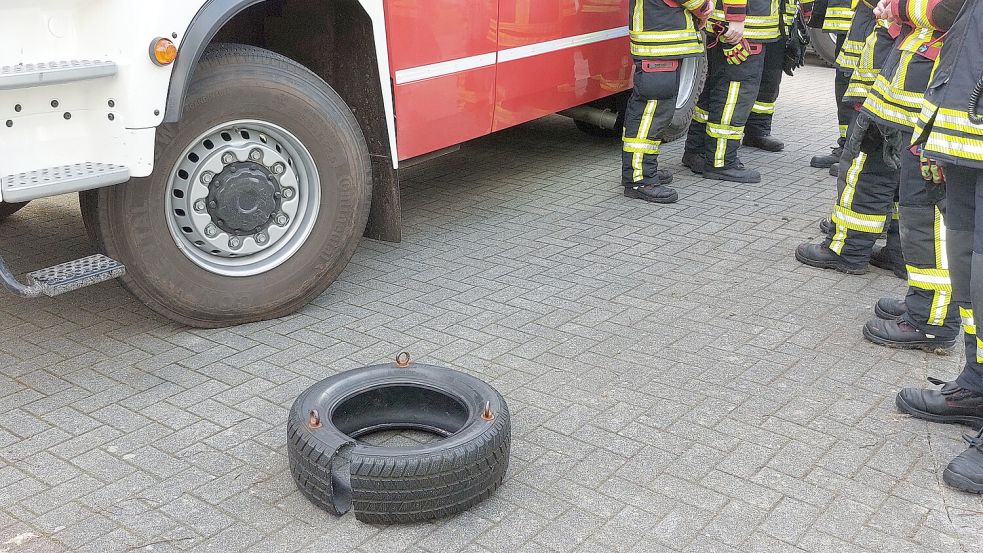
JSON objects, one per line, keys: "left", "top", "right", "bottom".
{"left": 896, "top": 377, "right": 983, "bottom": 428}
{"left": 743, "top": 134, "right": 785, "bottom": 152}
{"left": 944, "top": 429, "right": 983, "bottom": 494}
{"left": 624, "top": 183, "right": 679, "bottom": 204}
{"left": 681, "top": 152, "right": 705, "bottom": 174}
{"left": 863, "top": 318, "right": 956, "bottom": 353}
{"left": 703, "top": 161, "right": 761, "bottom": 184}
{"left": 656, "top": 170, "right": 674, "bottom": 186}
{"left": 795, "top": 242, "right": 868, "bottom": 274}
{"left": 811, "top": 146, "right": 843, "bottom": 169}
{"left": 869, "top": 219, "right": 907, "bottom": 279}
{"left": 874, "top": 297, "right": 907, "bottom": 320}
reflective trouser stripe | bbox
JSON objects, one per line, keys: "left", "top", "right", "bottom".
{"left": 751, "top": 101, "right": 776, "bottom": 115}
{"left": 831, "top": 205, "right": 886, "bottom": 233}
{"left": 629, "top": 100, "right": 659, "bottom": 183}
{"left": 693, "top": 106, "right": 709, "bottom": 124}
{"left": 839, "top": 124, "right": 849, "bottom": 139}
{"left": 829, "top": 153, "right": 867, "bottom": 255}
{"left": 961, "top": 307, "right": 976, "bottom": 337}
{"left": 715, "top": 82, "right": 742, "bottom": 168}
{"left": 931, "top": 208, "right": 949, "bottom": 326}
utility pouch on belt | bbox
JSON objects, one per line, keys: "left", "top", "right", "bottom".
{"left": 642, "top": 60, "right": 681, "bottom": 72}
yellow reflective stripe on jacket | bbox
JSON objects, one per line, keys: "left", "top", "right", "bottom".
{"left": 631, "top": 30, "right": 699, "bottom": 42}
{"left": 906, "top": 266, "right": 952, "bottom": 292}
{"left": 831, "top": 204, "right": 886, "bottom": 233}
{"left": 930, "top": 107, "right": 983, "bottom": 135}
{"left": 905, "top": 0, "right": 934, "bottom": 28}
{"left": 923, "top": 131, "right": 983, "bottom": 162}
{"left": 631, "top": 42, "right": 705, "bottom": 57}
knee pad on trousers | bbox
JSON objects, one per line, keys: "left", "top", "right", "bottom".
{"left": 633, "top": 69, "right": 680, "bottom": 101}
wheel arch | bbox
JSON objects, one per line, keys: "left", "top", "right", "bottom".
{"left": 164, "top": 0, "right": 401, "bottom": 241}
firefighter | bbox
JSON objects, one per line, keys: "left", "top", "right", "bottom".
{"left": 742, "top": 0, "right": 801, "bottom": 152}
{"left": 802, "top": 0, "right": 856, "bottom": 169}
{"left": 622, "top": 0, "right": 713, "bottom": 203}
{"left": 681, "top": 0, "right": 781, "bottom": 183}
{"left": 893, "top": 0, "right": 983, "bottom": 493}
{"left": 796, "top": 0, "right": 961, "bottom": 352}
{"left": 815, "top": 7, "right": 907, "bottom": 278}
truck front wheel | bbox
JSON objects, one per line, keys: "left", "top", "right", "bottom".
{"left": 93, "top": 45, "right": 372, "bottom": 327}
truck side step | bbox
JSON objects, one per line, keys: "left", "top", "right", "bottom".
{"left": 2, "top": 163, "right": 130, "bottom": 203}
{"left": 0, "top": 60, "right": 117, "bottom": 90}
{"left": 0, "top": 254, "right": 125, "bottom": 298}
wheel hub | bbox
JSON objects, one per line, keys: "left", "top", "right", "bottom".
{"left": 207, "top": 161, "right": 281, "bottom": 236}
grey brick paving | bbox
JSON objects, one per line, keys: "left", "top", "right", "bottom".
{"left": 2, "top": 61, "right": 983, "bottom": 552}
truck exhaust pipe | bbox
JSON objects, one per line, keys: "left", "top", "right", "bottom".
{"left": 558, "top": 106, "right": 619, "bottom": 130}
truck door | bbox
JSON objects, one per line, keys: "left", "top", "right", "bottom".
{"left": 494, "top": 0, "right": 631, "bottom": 131}
{"left": 384, "top": 0, "right": 499, "bottom": 161}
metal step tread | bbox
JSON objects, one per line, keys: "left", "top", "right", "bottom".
{"left": 2, "top": 163, "right": 130, "bottom": 203}
{"left": 26, "top": 254, "right": 125, "bottom": 297}
{"left": 0, "top": 59, "right": 117, "bottom": 90}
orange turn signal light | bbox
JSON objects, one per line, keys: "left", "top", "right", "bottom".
{"left": 151, "top": 37, "right": 178, "bottom": 66}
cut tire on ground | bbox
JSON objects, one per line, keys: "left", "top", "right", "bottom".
{"left": 287, "top": 358, "right": 511, "bottom": 524}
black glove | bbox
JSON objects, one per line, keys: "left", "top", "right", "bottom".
{"left": 783, "top": 13, "right": 810, "bottom": 76}
{"left": 843, "top": 112, "right": 871, "bottom": 160}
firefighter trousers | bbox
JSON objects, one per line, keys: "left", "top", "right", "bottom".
{"left": 684, "top": 40, "right": 765, "bottom": 169}
{"left": 746, "top": 40, "right": 785, "bottom": 139}
{"left": 830, "top": 126, "right": 959, "bottom": 337}
{"left": 622, "top": 60, "right": 679, "bottom": 186}
{"left": 947, "top": 165, "right": 983, "bottom": 394}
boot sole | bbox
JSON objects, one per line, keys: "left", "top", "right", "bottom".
{"left": 863, "top": 325, "right": 956, "bottom": 355}
{"left": 682, "top": 162, "right": 704, "bottom": 175}
{"left": 943, "top": 468, "right": 983, "bottom": 494}
{"left": 702, "top": 170, "right": 761, "bottom": 184}
{"left": 811, "top": 159, "right": 836, "bottom": 169}
{"left": 743, "top": 140, "right": 784, "bottom": 153}
{"left": 873, "top": 303, "right": 905, "bottom": 321}
{"left": 623, "top": 189, "right": 678, "bottom": 204}
{"left": 794, "top": 250, "right": 868, "bottom": 275}
{"left": 895, "top": 394, "right": 983, "bottom": 428}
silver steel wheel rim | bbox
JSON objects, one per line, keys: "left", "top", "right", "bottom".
{"left": 165, "top": 120, "right": 320, "bottom": 277}
{"left": 676, "top": 58, "right": 697, "bottom": 110}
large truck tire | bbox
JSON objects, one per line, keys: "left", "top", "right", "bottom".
{"left": 660, "top": 54, "right": 709, "bottom": 143}
{"left": 287, "top": 360, "right": 511, "bottom": 524}
{"left": 808, "top": 28, "right": 839, "bottom": 67}
{"left": 92, "top": 44, "right": 372, "bottom": 328}
{"left": 0, "top": 201, "right": 28, "bottom": 222}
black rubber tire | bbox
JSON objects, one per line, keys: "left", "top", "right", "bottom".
{"left": 0, "top": 201, "right": 28, "bottom": 222}
{"left": 78, "top": 191, "right": 102, "bottom": 251}
{"left": 660, "top": 54, "right": 709, "bottom": 143}
{"left": 91, "top": 44, "right": 372, "bottom": 328}
{"left": 808, "top": 28, "right": 838, "bottom": 67}
{"left": 287, "top": 361, "right": 511, "bottom": 524}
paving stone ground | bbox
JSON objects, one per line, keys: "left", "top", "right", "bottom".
{"left": 2, "top": 61, "right": 983, "bottom": 553}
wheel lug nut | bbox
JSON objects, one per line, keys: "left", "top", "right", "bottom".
{"left": 201, "top": 171, "right": 214, "bottom": 184}
{"left": 275, "top": 213, "right": 289, "bottom": 226}
{"left": 222, "top": 152, "right": 236, "bottom": 164}
{"left": 208, "top": 200, "right": 218, "bottom": 209}
{"left": 249, "top": 148, "right": 263, "bottom": 161}
{"left": 204, "top": 224, "right": 219, "bottom": 238}
{"left": 255, "top": 232, "right": 268, "bottom": 245}
{"left": 272, "top": 163, "right": 285, "bottom": 175}
{"left": 282, "top": 187, "right": 295, "bottom": 200}
{"left": 193, "top": 199, "right": 206, "bottom": 212}
{"left": 229, "top": 236, "right": 241, "bottom": 249}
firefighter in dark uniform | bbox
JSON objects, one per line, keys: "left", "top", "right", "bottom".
{"left": 894, "top": 0, "right": 983, "bottom": 493}
{"left": 815, "top": 9, "right": 907, "bottom": 278}
{"left": 796, "top": 0, "right": 961, "bottom": 352}
{"left": 622, "top": 0, "right": 713, "bottom": 203}
{"left": 743, "top": 0, "right": 801, "bottom": 152}
{"left": 802, "top": 0, "right": 857, "bottom": 168}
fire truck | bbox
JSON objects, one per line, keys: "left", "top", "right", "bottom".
{"left": 0, "top": 0, "right": 705, "bottom": 327}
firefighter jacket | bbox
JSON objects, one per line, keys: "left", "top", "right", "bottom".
{"left": 863, "top": 0, "right": 963, "bottom": 130}
{"left": 710, "top": 0, "right": 782, "bottom": 42}
{"left": 835, "top": 0, "right": 877, "bottom": 70}
{"left": 843, "top": 20, "right": 892, "bottom": 102}
{"left": 629, "top": 0, "right": 711, "bottom": 59}
{"left": 915, "top": 0, "right": 983, "bottom": 168}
